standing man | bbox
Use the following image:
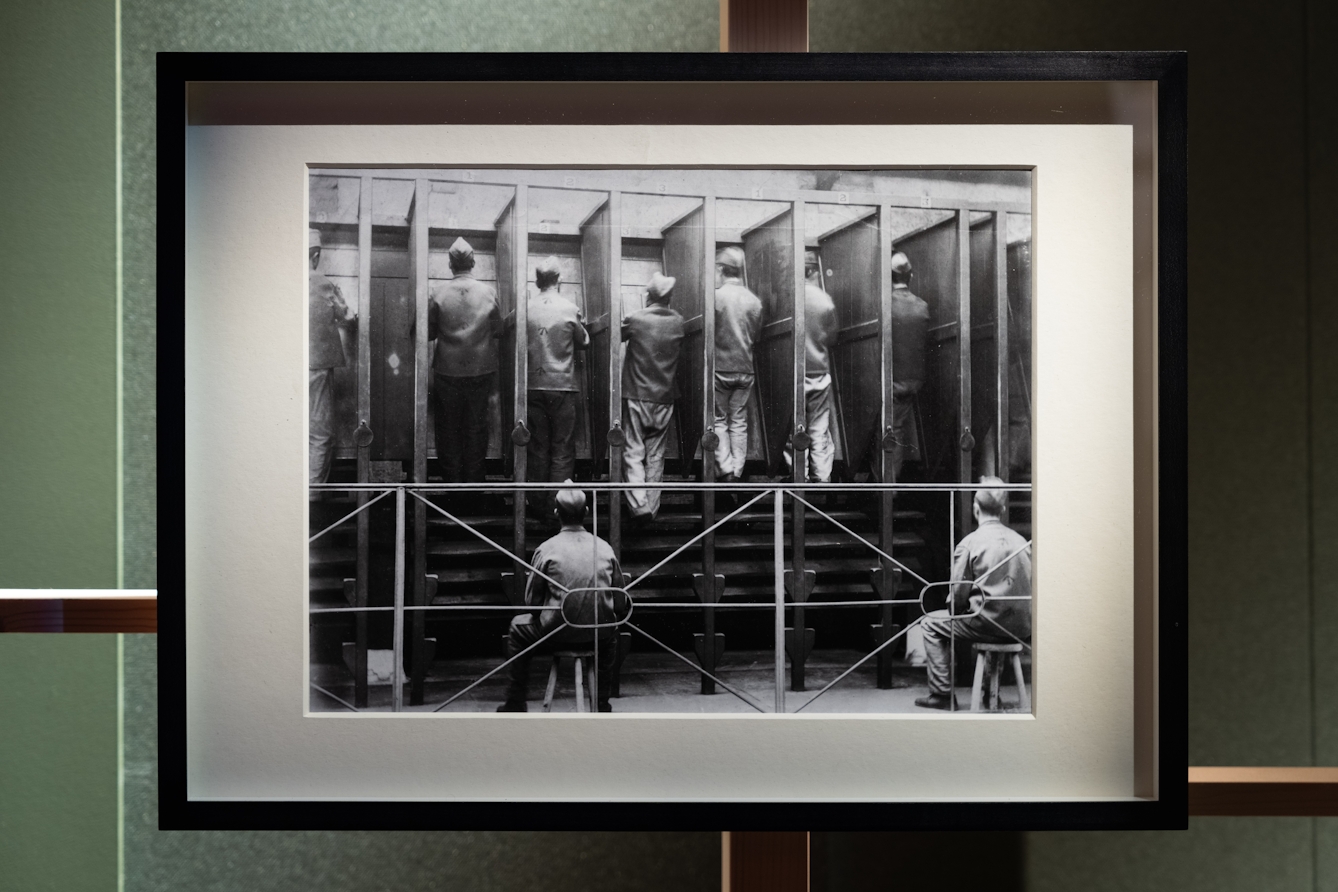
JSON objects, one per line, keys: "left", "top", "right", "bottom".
{"left": 712, "top": 246, "right": 763, "bottom": 482}
{"left": 428, "top": 237, "right": 502, "bottom": 490}
{"left": 621, "top": 272, "right": 685, "bottom": 526}
{"left": 914, "top": 477, "right": 1031, "bottom": 710}
{"left": 784, "top": 251, "right": 840, "bottom": 483}
{"left": 526, "top": 256, "right": 589, "bottom": 517}
{"left": 498, "top": 484, "right": 625, "bottom": 713}
{"left": 888, "top": 250, "right": 929, "bottom": 481}
{"left": 309, "top": 228, "right": 356, "bottom": 489}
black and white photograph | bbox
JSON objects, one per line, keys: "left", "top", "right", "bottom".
{"left": 307, "top": 167, "right": 1034, "bottom": 716}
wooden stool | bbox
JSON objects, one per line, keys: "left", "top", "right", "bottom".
{"left": 543, "top": 649, "right": 596, "bottom": 713}
{"left": 970, "top": 643, "right": 1031, "bottom": 712}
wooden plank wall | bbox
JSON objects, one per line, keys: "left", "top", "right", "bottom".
{"left": 895, "top": 217, "right": 960, "bottom": 483}
{"left": 580, "top": 203, "right": 614, "bottom": 471}
{"left": 663, "top": 207, "right": 708, "bottom": 465}
{"left": 494, "top": 199, "right": 517, "bottom": 478}
{"left": 742, "top": 209, "right": 796, "bottom": 473}
{"left": 969, "top": 214, "right": 1000, "bottom": 481}
{"left": 821, "top": 215, "right": 883, "bottom": 470}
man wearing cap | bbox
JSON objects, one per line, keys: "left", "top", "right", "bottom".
{"left": 498, "top": 484, "right": 625, "bottom": 712}
{"left": 783, "top": 251, "right": 840, "bottom": 483}
{"left": 309, "top": 228, "right": 357, "bottom": 488}
{"left": 888, "top": 250, "right": 929, "bottom": 481}
{"left": 428, "top": 237, "right": 503, "bottom": 488}
{"left": 712, "top": 246, "right": 763, "bottom": 482}
{"left": 621, "top": 272, "right": 685, "bottom": 525}
{"left": 526, "top": 256, "right": 590, "bottom": 517}
{"left": 914, "top": 477, "right": 1031, "bottom": 710}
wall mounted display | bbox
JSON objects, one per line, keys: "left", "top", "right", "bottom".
{"left": 161, "top": 51, "right": 1186, "bottom": 830}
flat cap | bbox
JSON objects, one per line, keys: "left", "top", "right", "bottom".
{"left": 715, "top": 246, "right": 746, "bottom": 270}
{"left": 448, "top": 237, "right": 474, "bottom": 262}
{"left": 647, "top": 271, "right": 676, "bottom": 300}
{"left": 804, "top": 250, "right": 819, "bottom": 267}
{"left": 309, "top": 228, "right": 322, "bottom": 250}
{"left": 555, "top": 480, "right": 587, "bottom": 514}
{"left": 889, "top": 250, "right": 913, "bottom": 278}
{"left": 536, "top": 255, "right": 563, "bottom": 279}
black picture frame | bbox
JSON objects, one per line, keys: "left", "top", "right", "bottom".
{"left": 159, "top": 50, "right": 1187, "bottom": 831}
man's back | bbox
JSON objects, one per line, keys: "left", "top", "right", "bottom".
{"left": 803, "top": 282, "right": 838, "bottom": 376}
{"left": 951, "top": 517, "right": 1031, "bottom": 639}
{"left": 430, "top": 274, "right": 501, "bottom": 376}
{"left": 714, "top": 281, "right": 763, "bottom": 373}
{"left": 527, "top": 291, "right": 589, "bottom": 391}
{"left": 527, "top": 528, "right": 623, "bottom": 635}
{"left": 622, "top": 305, "right": 685, "bottom": 402}
{"left": 890, "top": 286, "right": 929, "bottom": 395}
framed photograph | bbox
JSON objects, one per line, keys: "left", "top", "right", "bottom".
{"left": 163, "top": 52, "right": 1186, "bottom": 829}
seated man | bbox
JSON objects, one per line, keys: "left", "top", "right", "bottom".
{"left": 915, "top": 477, "right": 1032, "bottom": 710}
{"left": 498, "top": 483, "right": 625, "bottom": 713}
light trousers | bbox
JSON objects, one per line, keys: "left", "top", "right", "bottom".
{"left": 309, "top": 368, "right": 335, "bottom": 485}
{"left": 622, "top": 399, "right": 674, "bottom": 519}
{"left": 712, "top": 372, "right": 754, "bottom": 477}
{"left": 782, "top": 373, "right": 834, "bottom": 482}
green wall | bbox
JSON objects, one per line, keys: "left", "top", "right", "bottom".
{"left": 2, "top": 0, "right": 1336, "bottom": 889}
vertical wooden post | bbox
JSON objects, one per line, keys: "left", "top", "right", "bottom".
{"left": 409, "top": 178, "right": 431, "bottom": 705}
{"left": 512, "top": 185, "right": 530, "bottom": 567}
{"left": 788, "top": 199, "right": 811, "bottom": 691}
{"left": 607, "top": 191, "right": 624, "bottom": 557}
{"left": 995, "top": 211, "right": 1010, "bottom": 483}
{"left": 391, "top": 485, "right": 406, "bottom": 713}
{"left": 701, "top": 195, "right": 719, "bottom": 694}
{"left": 355, "top": 175, "right": 373, "bottom": 707}
{"left": 724, "top": 832, "right": 809, "bottom": 892}
{"left": 956, "top": 210, "right": 973, "bottom": 535}
{"left": 721, "top": 0, "right": 808, "bottom": 51}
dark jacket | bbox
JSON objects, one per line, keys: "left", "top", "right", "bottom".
{"left": 527, "top": 290, "right": 589, "bottom": 391}
{"left": 428, "top": 273, "right": 502, "bottom": 377}
{"left": 803, "top": 282, "right": 838, "bottom": 377}
{"left": 309, "top": 271, "right": 354, "bottom": 370}
{"left": 890, "top": 284, "right": 929, "bottom": 396}
{"left": 621, "top": 304, "right": 685, "bottom": 403}
{"left": 714, "top": 280, "right": 763, "bottom": 374}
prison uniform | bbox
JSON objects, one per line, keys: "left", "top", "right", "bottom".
{"left": 504, "top": 526, "right": 624, "bottom": 707}
{"left": 621, "top": 304, "right": 685, "bottom": 519}
{"left": 784, "top": 282, "right": 839, "bottom": 482}
{"left": 888, "top": 283, "right": 930, "bottom": 479}
{"left": 309, "top": 270, "right": 354, "bottom": 485}
{"left": 526, "top": 289, "right": 590, "bottom": 511}
{"left": 921, "top": 516, "right": 1032, "bottom": 695}
{"left": 712, "top": 278, "right": 763, "bottom": 477}
{"left": 429, "top": 273, "right": 502, "bottom": 483}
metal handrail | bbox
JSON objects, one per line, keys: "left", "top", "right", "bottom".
{"left": 309, "top": 482, "right": 1033, "bottom": 714}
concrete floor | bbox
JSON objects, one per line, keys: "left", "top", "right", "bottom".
{"left": 311, "top": 648, "right": 1030, "bottom": 715}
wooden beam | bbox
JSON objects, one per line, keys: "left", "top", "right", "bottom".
{"left": 1188, "top": 767, "right": 1338, "bottom": 816}
{"left": 0, "top": 597, "right": 156, "bottom": 633}
{"left": 721, "top": 0, "right": 808, "bottom": 52}
{"left": 724, "top": 832, "right": 808, "bottom": 892}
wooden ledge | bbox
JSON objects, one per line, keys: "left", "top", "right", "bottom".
{"left": 1189, "top": 767, "right": 1338, "bottom": 815}
{"left": 0, "top": 592, "right": 157, "bottom": 633}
